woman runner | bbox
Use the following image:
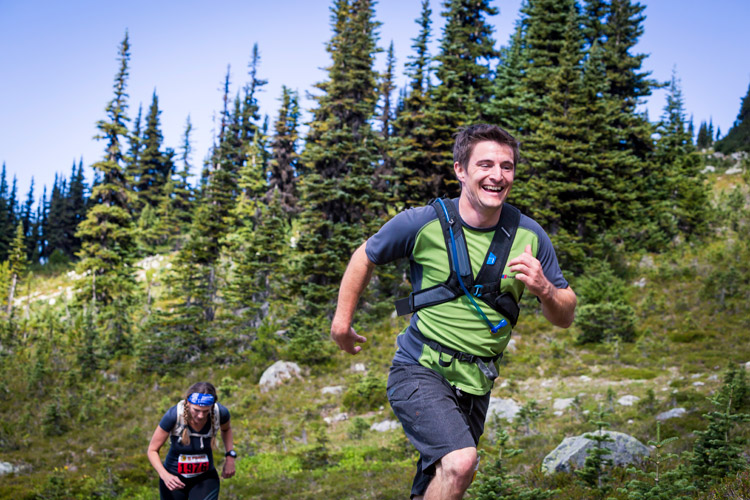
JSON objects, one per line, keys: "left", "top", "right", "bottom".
{"left": 147, "top": 382, "right": 236, "bottom": 499}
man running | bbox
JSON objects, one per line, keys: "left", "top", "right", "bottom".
{"left": 331, "top": 124, "right": 576, "bottom": 499}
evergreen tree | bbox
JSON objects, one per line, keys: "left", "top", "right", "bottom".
{"left": 268, "top": 86, "right": 300, "bottom": 217}
{"left": 75, "top": 31, "right": 137, "bottom": 353}
{"left": 45, "top": 174, "right": 67, "bottom": 259}
{"left": 469, "top": 429, "right": 557, "bottom": 500}
{"left": 716, "top": 79, "right": 750, "bottom": 154}
{"left": 391, "top": 0, "right": 441, "bottom": 207}
{"left": 133, "top": 91, "right": 174, "bottom": 213}
{"left": 0, "top": 164, "right": 9, "bottom": 261}
{"left": 374, "top": 40, "right": 397, "bottom": 198}
{"left": 653, "top": 70, "right": 709, "bottom": 240}
{"left": 294, "top": 0, "right": 384, "bottom": 361}
{"left": 21, "top": 178, "right": 36, "bottom": 260}
{"left": 66, "top": 159, "right": 88, "bottom": 257}
{"left": 619, "top": 422, "right": 696, "bottom": 500}
{"left": 241, "top": 44, "right": 267, "bottom": 145}
{"left": 690, "top": 364, "right": 750, "bottom": 489}
{"left": 696, "top": 121, "right": 711, "bottom": 150}
{"left": 172, "top": 115, "right": 195, "bottom": 230}
{"left": 426, "top": 0, "right": 499, "bottom": 198}
{"left": 576, "top": 407, "right": 615, "bottom": 496}
{"left": 126, "top": 103, "right": 143, "bottom": 184}
{"left": 484, "top": 20, "right": 527, "bottom": 135}
{"left": 6, "top": 222, "right": 28, "bottom": 318}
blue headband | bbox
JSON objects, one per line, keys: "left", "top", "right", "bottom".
{"left": 188, "top": 393, "right": 215, "bottom": 406}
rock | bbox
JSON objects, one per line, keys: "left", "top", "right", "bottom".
{"left": 321, "top": 385, "right": 345, "bottom": 395}
{"left": 726, "top": 166, "right": 743, "bottom": 175}
{"left": 579, "top": 375, "right": 592, "bottom": 382}
{"left": 259, "top": 361, "right": 302, "bottom": 392}
{"left": 542, "top": 430, "right": 650, "bottom": 475}
{"left": 0, "top": 462, "right": 18, "bottom": 475}
{"left": 553, "top": 398, "right": 576, "bottom": 411}
{"left": 633, "top": 277, "right": 647, "bottom": 288}
{"left": 323, "top": 412, "right": 348, "bottom": 424}
{"left": 656, "top": 408, "right": 686, "bottom": 421}
{"left": 487, "top": 397, "right": 520, "bottom": 421}
{"left": 617, "top": 395, "right": 640, "bottom": 406}
{"left": 693, "top": 381, "right": 705, "bottom": 387}
{"left": 351, "top": 363, "right": 367, "bottom": 374}
{"left": 701, "top": 165, "right": 716, "bottom": 173}
{"left": 639, "top": 255, "right": 655, "bottom": 270}
{"left": 505, "top": 338, "right": 517, "bottom": 353}
{"left": 370, "top": 420, "right": 400, "bottom": 432}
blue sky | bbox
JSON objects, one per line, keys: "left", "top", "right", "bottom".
{"left": 1, "top": 0, "right": 748, "bottom": 204}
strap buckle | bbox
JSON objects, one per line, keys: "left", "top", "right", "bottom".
{"left": 472, "top": 284, "right": 483, "bottom": 297}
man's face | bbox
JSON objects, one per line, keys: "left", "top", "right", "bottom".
{"left": 454, "top": 140, "right": 515, "bottom": 215}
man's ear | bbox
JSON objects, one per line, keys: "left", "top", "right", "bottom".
{"left": 454, "top": 161, "right": 465, "bottom": 183}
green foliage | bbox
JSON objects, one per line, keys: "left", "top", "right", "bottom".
{"left": 619, "top": 421, "right": 696, "bottom": 500}
{"left": 574, "top": 262, "right": 637, "bottom": 344}
{"left": 690, "top": 364, "right": 750, "bottom": 488}
{"left": 575, "top": 407, "right": 614, "bottom": 496}
{"left": 348, "top": 417, "right": 370, "bottom": 441}
{"left": 513, "top": 399, "right": 546, "bottom": 436}
{"left": 342, "top": 374, "right": 386, "bottom": 413}
{"left": 715, "top": 79, "right": 750, "bottom": 154}
{"left": 469, "top": 429, "right": 557, "bottom": 500}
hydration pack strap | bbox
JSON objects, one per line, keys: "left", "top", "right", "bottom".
{"left": 410, "top": 328, "right": 501, "bottom": 382}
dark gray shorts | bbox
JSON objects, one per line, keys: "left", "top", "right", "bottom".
{"left": 387, "top": 363, "right": 490, "bottom": 497}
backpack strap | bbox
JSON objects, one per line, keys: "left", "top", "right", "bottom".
{"left": 395, "top": 199, "right": 522, "bottom": 327}
{"left": 171, "top": 400, "right": 220, "bottom": 450}
{"left": 410, "top": 328, "right": 502, "bottom": 382}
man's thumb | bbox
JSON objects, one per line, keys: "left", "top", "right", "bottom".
{"left": 525, "top": 244, "right": 532, "bottom": 255}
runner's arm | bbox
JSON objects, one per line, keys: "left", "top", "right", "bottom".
{"left": 330, "top": 242, "right": 376, "bottom": 354}
{"left": 509, "top": 245, "right": 577, "bottom": 328}
{"left": 147, "top": 426, "right": 185, "bottom": 490}
{"left": 220, "top": 421, "right": 235, "bottom": 478}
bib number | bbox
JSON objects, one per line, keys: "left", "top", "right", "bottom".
{"left": 177, "top": 454, "right": 209, "bottom": 477}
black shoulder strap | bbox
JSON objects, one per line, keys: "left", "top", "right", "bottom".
{"left": 432, "top": 197, "right": 473, "bottom": 288}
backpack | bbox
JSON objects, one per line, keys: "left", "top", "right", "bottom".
{"left": 171, "top": 400, "right": 221, "bottom": 450}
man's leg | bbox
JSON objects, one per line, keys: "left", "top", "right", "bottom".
{"left": 420, "top": 447, "right": 477, "bottom": 500}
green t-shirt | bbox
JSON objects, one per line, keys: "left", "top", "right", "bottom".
{"left": 366, "top": 199, "right": 569, "bottom": 395}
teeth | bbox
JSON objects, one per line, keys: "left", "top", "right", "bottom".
{"left": 483, "top": 186, "right": 503, "bottom": 192}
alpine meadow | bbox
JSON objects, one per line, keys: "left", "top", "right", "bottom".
{"left": 2, "top": 0, "right": 750, "bottom": 499}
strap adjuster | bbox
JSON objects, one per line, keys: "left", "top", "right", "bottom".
{"left": 472, "top": 284, "right": 483, "bottom": 297}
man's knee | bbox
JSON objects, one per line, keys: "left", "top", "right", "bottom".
{"left": 438, "top": 447, "right": 478, "bottom": 486}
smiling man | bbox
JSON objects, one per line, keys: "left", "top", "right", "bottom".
{"left": 331, "top": 124, "right": 576, "bottom": 499}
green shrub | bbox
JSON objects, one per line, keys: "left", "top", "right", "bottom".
{"left": 576, "top": 302, "right": 637, "bottom": 344}
{"left": 342, "top": 374, "right": 386, "bottom": 412}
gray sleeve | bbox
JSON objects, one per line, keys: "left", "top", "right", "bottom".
{"left": 365, "top": 205, "right": 436, "bottom": 265}
{"left": 520, "top": 215, "right": 569, "bottom": 289}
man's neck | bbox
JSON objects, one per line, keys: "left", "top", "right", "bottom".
{"left": 457, "top": 196, "right": 503, "bottom": 228}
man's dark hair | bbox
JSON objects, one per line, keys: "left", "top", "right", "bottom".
{"left": 453, "top": 124, "right": 519, "bottom": 168}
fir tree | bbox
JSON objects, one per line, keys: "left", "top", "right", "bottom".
{"left": 295, "top": 0, "right": 385, "bottom": 350}
{"left": 133, "top": 91, "right": 174, "bottom": 213}
{"left": 619, "top": 421, "right": 696, "bottom": 500}
{"left": 374, "top": 40, "right": 397, "bottom": 199}
{"left": 576, "top": 407, "right": 615, "bottom": 497}
{"left": 126, "top": 103, "right": 143, "bottom": 184}
{"left": 267, "top": 86, "right": 300, "bottom": 217}
{"left": 696, "top": 121, "right": 712, "bottom": 150}
{"left": 716, "top": 79, "right": 750, "bottom": 154}
{"left": 391, "top": 0, "right": 442, "bottom": 207}
{"left": 66, "top": 159, "right": 88, "bottom": 257}
{"left": 6, "top": 222, "right": 28, "bottom": 318}
{"left": 241, "top": 44, "right": 267, "bottom": 145}
{"left": 469, "top": 429, "right": 557, "bottom": 500}
{"left": 426, "top": 0, "right": 499, "bottom": 198}
{"left": 75, "top": 31, "right": 137, "bottom": 353}
{"left": 653, "top": 70, "right": 709, "bottom": 240}
{"left": 21, "top": 178, "right": 36, "bottom": 260}
{"left": 172, "top": 115, "right": 195, "bottom": 230}
{"left": 0, "top": 163, "right": 10, "bottom": 261}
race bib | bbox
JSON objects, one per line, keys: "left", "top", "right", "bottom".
{"left": 177, "top": 454, "right": 209, "bottom": 477}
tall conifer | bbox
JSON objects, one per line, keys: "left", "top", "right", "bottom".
{"left": 268, "top": 86, "right": 300, "bottom": 217}
{"left": 75, "top": 31, "right": 137, "bottom": 353}
{"left": 716, "top": 79, "right": 750, "bottom": 154}
{"left": 294, "top": 0, "right": 384, "bottom": 360}
{"left": 426, "top": 0, "right": 499, "bottom": 198}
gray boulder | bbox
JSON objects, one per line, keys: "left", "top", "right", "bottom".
{"left": 487, "top": 397, "right": 520, "bottom": 421}
{"left": 371, "top": 419, "right": 400, "bottom": 432}
{"left": 656, "top": 408, "right": 687, "bottom": 421}
{"left": 542, "top": 430, "right": 650, "bottom": 475}
{"left": 259, "top": 360, "right": 302, "bottom": 392}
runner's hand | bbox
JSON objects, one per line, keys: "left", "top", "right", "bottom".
{"left": 508, "top": 244, "right": 552, "bottom": 299}
{"left": 330, "top": 323, "right": 367, "bottom": 355}
{"left": 162, "top": 473, "right": 185, "bottom": 490}
{"left": 222, "top": 458, "right": 235, "bottom": 479}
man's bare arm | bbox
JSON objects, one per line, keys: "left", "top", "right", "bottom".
{"left": 508, "top": 245, "right": 577, "bottom": 328}
{"left": 330, "top": 242, "right": 377, "bottom": 354}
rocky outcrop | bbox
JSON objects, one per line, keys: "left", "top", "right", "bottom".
{"left": 542, "top": 430, "right": 649, "bottom": 475}
{"left": 259, "top": 361, "right": 302, "bottom": 392}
